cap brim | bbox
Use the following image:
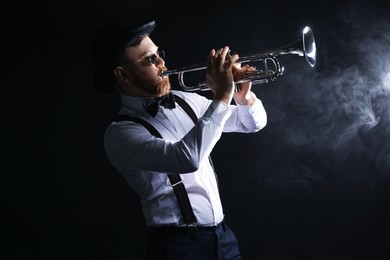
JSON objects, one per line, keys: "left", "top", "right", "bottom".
{"left": 124, "top": 20, "right": 155, "bottom": 48}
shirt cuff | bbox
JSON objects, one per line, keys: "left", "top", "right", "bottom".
{"left": 202, "top": 100, "right": 232, "bottom": 127}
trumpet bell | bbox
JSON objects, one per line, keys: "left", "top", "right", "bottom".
{"left": 302, "top": 26, "right": 317, "bottom": 67}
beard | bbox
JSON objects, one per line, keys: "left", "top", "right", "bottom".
{"left": 154, "top": 76, "right": 171, "bottom": 96}
{"left": 132, "top": 73, "right": 171, "bottom": 97}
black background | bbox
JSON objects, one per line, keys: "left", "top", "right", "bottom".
{"left": 2, "top": 0, "right": 390, "bottom": 259}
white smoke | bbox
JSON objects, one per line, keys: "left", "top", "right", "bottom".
{"left": 248, "top": 2, "right": 390, "bottom": 195}
{"left": 278, "top": 9, "right": 390, "bottom": 167}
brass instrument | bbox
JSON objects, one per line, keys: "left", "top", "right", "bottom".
{"left": 161, "top": 26, "right": 317, "bottom": 91}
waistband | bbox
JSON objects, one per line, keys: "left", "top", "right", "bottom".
{"left": 149, "top": 221, "right": 225, "bottom": 234}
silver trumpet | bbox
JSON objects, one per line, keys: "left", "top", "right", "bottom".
{"left": 161, "top": 26, "right": 317, "bottom": 91}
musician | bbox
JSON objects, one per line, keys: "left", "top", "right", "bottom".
{"left": 90, "top": 18, "right": 267, "bottom": 259}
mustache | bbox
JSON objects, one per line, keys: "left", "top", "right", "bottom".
{"left": 159, "top": 65, "right": 167, "bottom": 77}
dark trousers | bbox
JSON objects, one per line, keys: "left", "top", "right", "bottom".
{"left": 146, "top": 221, "right": 241, "bottom": 260}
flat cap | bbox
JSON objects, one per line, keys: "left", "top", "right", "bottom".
{"left": 90, "top": 19, "right": 156, "bottom": 93}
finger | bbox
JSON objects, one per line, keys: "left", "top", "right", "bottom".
{"left": 247, "top": 66, "right": 256, "bottom": 72}
{"left": 209, "top": 48, "right": 221, "bottom": 72}
{"left": 225, "top": 53, "right": 239, "bottom": 68}
{"left": 214, "top": 48, "right": 223, "bottom": 58}
{"left": 214, "top": 47, "right": 225, "bottom": 68}
{"left": 206, "top": 49, "right": 216, "bottom": 73}
{"left": 221, "top": 46, "right": 230, "bottom": 58}
{"left": 220, "top": 46, "right": 230, "bottom": 65}
{"left": 233, "top": 62, "right": 243, "bottom": 69}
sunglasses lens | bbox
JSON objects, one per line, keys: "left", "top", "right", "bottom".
{"left": 150, "top": 50, "right": 165, "bottom": 64}
{"left": 150, "top": 54, "right": 157, "bottom": 64}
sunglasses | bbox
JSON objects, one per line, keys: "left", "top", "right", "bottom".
{"left": 120, "top": 50, "right": 165, "bottom": 67}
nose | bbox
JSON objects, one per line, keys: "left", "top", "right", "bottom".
{"left": 155, "top": 55, "right": 165, "bottom": 67}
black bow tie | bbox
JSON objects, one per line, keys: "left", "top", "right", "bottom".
{"left": 144, "top": 92, "right": 176, "bottom": 117}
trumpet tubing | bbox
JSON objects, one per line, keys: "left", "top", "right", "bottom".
{"left": 161, "top": 26, "right": 317, "bottom": 91}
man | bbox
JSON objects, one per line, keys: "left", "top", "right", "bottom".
{"left": 90, "top": 19, "right": 267, "bottom": 259}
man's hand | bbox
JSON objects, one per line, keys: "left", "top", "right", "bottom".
{"left": 232, "top": 64, "right": 256, "bottom": 106}
{"left": 206, "top": 46, "right": 239, "bottom": 105}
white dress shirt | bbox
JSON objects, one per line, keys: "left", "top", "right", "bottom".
{"left": 104, "top": 90, "right": 267, "bottom": 227}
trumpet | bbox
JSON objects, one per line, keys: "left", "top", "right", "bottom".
{"left": 161, "top": 26, "right": 317, "bottom": 91}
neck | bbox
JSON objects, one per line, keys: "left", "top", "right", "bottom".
{"left": 120, "top": 83, "right": 171, "bottom": 98}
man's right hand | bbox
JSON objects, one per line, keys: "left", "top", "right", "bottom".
{"left": 206, "top": 46, "right": 239, "bottom": 105}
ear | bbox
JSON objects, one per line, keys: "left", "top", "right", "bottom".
{"left": 114, "top": 67, "right": 132, "bottom": 84}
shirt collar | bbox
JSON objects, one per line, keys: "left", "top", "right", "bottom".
{"left": 120, "top": 92, "right": 178, "bottom": 108}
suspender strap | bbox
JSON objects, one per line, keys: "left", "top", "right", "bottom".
{"left": 173, "top": 95, "right": 198, "bottom": 124}
{"left": 113, "top": 115, "right": 161, "bottom": 137}
{"left": 168, "top": 174, "right": 198, "bottom": 227}
{"left": 112, "top": 114, "right": 198, "bottom": 227}
{"left": 173, "top": 94, "right": 219, "bottom": 190}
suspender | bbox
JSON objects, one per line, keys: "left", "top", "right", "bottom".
{"left": 173, "top": 95, "right": 197, "bottom": 123}
{"left": 112, "top": 94, "right": 218, "bottom": 232}
{"left": 113, "top": 113, "right": 197, "bottom": 227}
{"left": 174, "top": 95, "right": 219, "bottom": 189}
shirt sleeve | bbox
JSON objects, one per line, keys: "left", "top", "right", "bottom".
{"left": 104, "top": 100, "right": 232, "bottom": 174}
{"left": 223, "top": 91, "right": 267, "bottom": 133}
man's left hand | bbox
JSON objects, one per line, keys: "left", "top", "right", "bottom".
{"left": 232, "top": 64, "right": 256, "bottom": 106}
